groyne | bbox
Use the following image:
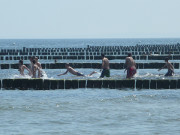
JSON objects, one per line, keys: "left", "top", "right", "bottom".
{"left": 1, "top": 55, "right": 180, "bottom": 60}
{"left": 0, "top": 44, "right": 180, "bottom": 61}
{"left": 1, "top": 79, "right": 179, "bottom": 90}
{"left": 0, "top": 62, "right": 179, "bottom": 69}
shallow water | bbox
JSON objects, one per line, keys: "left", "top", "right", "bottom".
{"left": 1, "top": 68, "right": 180, "bottom": 80}
{"left": 1, "top": 39, "right": 180, "bottom": 134}
{"left": 1, "top": 59, "right": 180, "bottom": 64}
{"left": 0, "top": 89, "right": 180, "bottom": 135}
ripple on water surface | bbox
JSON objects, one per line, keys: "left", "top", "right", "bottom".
{"left": 0, "top": 89, "right": 180, "bottom": 135}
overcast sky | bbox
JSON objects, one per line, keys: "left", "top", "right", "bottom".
{"left": 0, "top": 0, "right": 180, "bottom": 39}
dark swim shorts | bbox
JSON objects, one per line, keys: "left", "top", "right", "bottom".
{"left": 100, "top": 69, "right": 110, "bottom": 78}
{"left": 76, "top": 72, "right": 85, "bottom": 76}
{"left": 165, "top": 69, "right": 174, "bottom": 76}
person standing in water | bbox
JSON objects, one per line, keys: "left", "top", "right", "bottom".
{"left": 100, "top": 54, "right": 110, "bottom": 78}
{"left": 124, "top": 53, "right": 137, "bottom": 78}
{"left": 35, "top": 57, "right": 43, "bottom": 77}
{"left": 32, "top": 60, "right": 41, "bottom": 78}
{"left": 28, "top": 56, "right": 34, "bottom": 73}
{"left": 18, "top": 60, "right": 31, "bottom": 76}
{"left": 158, "top": 57, "right": 174, "bottom": 76}
{"left": 57, "top": 63, "right": 97, "bottom": 77}
{"left": 35, "top": 57, "right": 42, "bottom": 69}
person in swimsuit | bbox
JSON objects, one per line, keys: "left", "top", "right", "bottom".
{"left": 158, "top": 57, "right": 174, "bottom": 76}
{"left": 57, "top": 63, "right": 97, "bottom": 77}
{"left": 28, "top": 56, "right": 34, "bottom": 73}
{"left": 124, "top": 53, "right": 137, "bottom": 78}
{"left": 35, "top": 57, "right": 43, "bottom": 77}
{"left": 32, "top": 60, "right": 41, "bottom": 78}
{"left": 35, "top": 57, "right": 42, "bottom": 69}
{"left": 18, "top": 60, "right": 31, "bottom": 76}
{"left": 100, "top": 54, "right": 110, "bottom": 78}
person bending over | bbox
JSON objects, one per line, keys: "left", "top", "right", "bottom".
{"left": 158, "top": 57, "right": 174, "bottom": 76}
{"left": 57, "top": 63, "right": 97, "bottom": 77}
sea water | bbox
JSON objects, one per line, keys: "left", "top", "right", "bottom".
{"left": 0, "top": 89, "right": 180, "bottom": 135}
{"left": 0, "top": 38, "right": 180, "bottom": 134}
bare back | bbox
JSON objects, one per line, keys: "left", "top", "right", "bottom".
{"left": 19, "top": 65, "right": 25, "bottom": 75}
{"left": 165, "top": 62, "right": 174, "bottom": 70}
{"left": 67, "top": 66, "right": 78, "bottom": 75}
{"left": 125, "top": 57, "right": 136, "bottom": 69}
{"left": 36, "top": 62, "right": 42, "bottom": 69}
{"left": 32, "top": 65, "right": 41, "bottom": 78}
{"left": 102, "top": 57, "right": 109, "bottom": 69}
{"left": 19, "top": 65, "right": 30, "bottom": 76}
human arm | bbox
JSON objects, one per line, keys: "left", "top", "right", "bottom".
{"left": 100, "top": 59, "right": 104, "bottom": 71}
{"left": 38, "top": 62, "right": 42, "bottom": 69}
{"left": 37, "top": 68, "right": 41, "bottom": 78}
{"left": 169, "top": 63, "right": 174, "bottom": 73}
{"left": 23, "top": 65, "right": 32, "bottom": 75}
{"left": 101, "top": 59, "right": 105, "bottom": 69}
{"left": 124, "top": 58, "right": 128, "bottom": 72}
{"left": 57, "top": 70, "right": 68, "bottom": 76}
{"left": 158, "top": 64, "right": 166, "bottom": 71}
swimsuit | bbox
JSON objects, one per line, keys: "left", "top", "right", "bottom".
{"left": 127, "top": 67, "right": 136, "bottom": 78}
{"left": 76, "top": 72, "right": 85, "bottom": 76}
{"left": 165, "top": 69, "right": 174, "bottom": 76}
{"left": 100, "top": 69, "right": 110, "bottom": 78}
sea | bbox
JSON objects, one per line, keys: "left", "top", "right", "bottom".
{"left": 0, "top": 38, "right": 180, "bottom": 135}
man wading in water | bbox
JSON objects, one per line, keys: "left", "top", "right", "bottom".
{"left": 100, "top": 54, "right": 110, "bottom": 78}
{"left": 158, "top": 57, "right": 174, "bottom": 76}
{"left": 57, "top": 63, "right": 97, "bottom": 77}
{"left": 124, "top": 53, "right": 137, "bottom": 78}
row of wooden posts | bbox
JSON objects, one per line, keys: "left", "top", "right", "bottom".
{"left": 1, "top": 79, "right": 179, "bottom": 90}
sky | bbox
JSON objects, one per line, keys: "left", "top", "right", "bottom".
{"left": 0, "top": 0, "right": 180, "bottom": 39}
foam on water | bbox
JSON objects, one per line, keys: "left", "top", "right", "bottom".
{"left": 40, "top": 70, "right": 49, "bottom": 79}
{"left": 12, "top": 74, "right": 32, "bottom": 79}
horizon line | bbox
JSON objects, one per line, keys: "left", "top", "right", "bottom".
{"left": 0, "top": 37, "right": 180, "bottom": 40}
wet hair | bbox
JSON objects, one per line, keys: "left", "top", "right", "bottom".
{"left": 165, "top": 57, "right": 169, "bottom": 61}
{"left": 128, "top": 53, "right": 132, "bottom": 57}
{"left": 101, "top": 53, "right": 105, "bottom": 58}
{"left": 32, "top": 60, "right": 36, "bottom": 64}
{"left": 19, "top": 60, "right": 23, "bottom": 65}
